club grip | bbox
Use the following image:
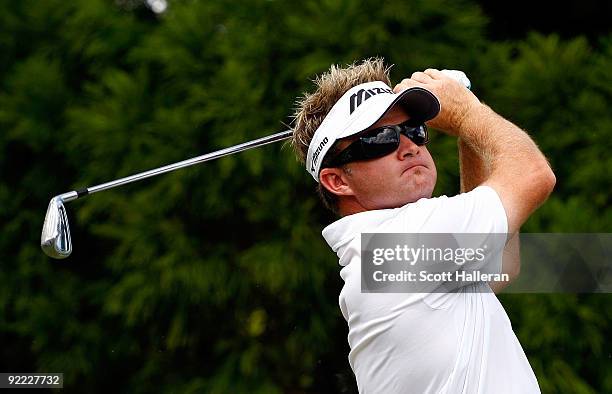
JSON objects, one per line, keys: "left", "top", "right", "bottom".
{"left": 440, "top": 69, "right": 471, "bottom": 90}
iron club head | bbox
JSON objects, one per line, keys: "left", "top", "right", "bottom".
{"left": 41, "top": 196, "right": 72, "bottom": 259}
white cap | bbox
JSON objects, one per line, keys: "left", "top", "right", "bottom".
{"left": 305, "top": 81, "right": 440, "bottom": 182}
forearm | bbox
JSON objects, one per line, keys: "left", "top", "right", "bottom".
{"left": 458, "top": 135, "right": 521, "bottom": 292}
{"left": 455, "top": 104, "right": 555, "bottom": 233}
{"left": 458, "top": 138, "right": 488, "bottom": 193}
{"left": 455, "top": 104, "right": 549, "bottom": 177}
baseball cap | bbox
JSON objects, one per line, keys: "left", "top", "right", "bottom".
{"left": 305, "top": 81, "right": 440, "bottom": 182}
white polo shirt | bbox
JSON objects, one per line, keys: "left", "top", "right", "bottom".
{"left": 322, "top": 186, "right": 540, "bottom": 394}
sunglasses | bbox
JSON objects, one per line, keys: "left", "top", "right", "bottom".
{"left": 324, "top": 121, "right": 429, "bottom": 168}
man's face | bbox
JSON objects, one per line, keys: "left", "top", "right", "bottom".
{"left": 326, "top": 105, "right": 437, "bottom": 211}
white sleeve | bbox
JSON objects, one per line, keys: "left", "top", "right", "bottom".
{"left": 396, "top": 185, "right": 508, "bottom": 235}
{"left": 448, "top": 185, "right": 508, "bottom": 234}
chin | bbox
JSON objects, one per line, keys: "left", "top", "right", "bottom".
{"left": 403, "top": 184, "right": 435, "bottom": 205}
{"left": 416, "top": 175, "right": 436, "bottom": 198}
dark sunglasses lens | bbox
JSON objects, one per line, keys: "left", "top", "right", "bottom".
{"left": 403, "top": 124, "right": 428, "bottom": 145}
{"left": 361, "top": 128, "right": 400, "bottom": 158}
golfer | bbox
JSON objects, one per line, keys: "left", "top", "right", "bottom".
{"left": 291, "top": 59, "right": 555, "bottom": 393}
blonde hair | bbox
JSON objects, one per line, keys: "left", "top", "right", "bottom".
{"left": 290, "top": 58, "right": 393, "bottom": 214}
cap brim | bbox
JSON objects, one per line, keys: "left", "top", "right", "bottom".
{"left": 336, "top": 86, "right": 440, "bottom": 139}
{"left": 394, "top": 87, "right": 440, "bottom": 124}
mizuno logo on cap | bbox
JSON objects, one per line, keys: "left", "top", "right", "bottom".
{"left": 349, "top": 87, "right": 393, "bottom": 114}
{"left": 311, "top": 137, "right": 329, "bottom": 173}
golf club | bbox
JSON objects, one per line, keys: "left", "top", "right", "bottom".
{"left": 41, "top": 129, "right": 292, "bottom": 259}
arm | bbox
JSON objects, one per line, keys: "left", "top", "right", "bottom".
{"left": 458, "top": 138, "right": 487, "bottom": 193}
{"left": 394, "top": 70, "right": 556, "bottom": 235}
{"left": 454, "top": 103, "right": 556, "bottom": 235}
{"left": 458, "top": 139, "right": 520, "bottom": 293}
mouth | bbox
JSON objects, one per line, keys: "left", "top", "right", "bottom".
{"left": 402, "top": 164, "right": 427, "bottom": 175}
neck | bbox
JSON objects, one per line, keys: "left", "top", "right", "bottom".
{"left": 338, "top": 193, "right": 434, "bottom": 217}
{"left": 338, "top": 197, "right": 368, "bottom": 217}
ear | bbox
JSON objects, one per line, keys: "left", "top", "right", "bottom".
{"left": 319, "top": 167, "right": 355, "bottom": 197}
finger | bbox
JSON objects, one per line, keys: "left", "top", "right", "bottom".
{"left": 410, "top": 71, "right": 432, "bottom": 83}
{"left": 393, "top": 78, "right": 423, "bottom": 93}
{"left": 424, "top": 68, "right": 444, "bottom": 79}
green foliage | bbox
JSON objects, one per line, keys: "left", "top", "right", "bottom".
{"left": 0, "top": 0, "right": 609, "bottom": 392}
{"left": 477, "top": 33, "right": 612, "bottom": 231}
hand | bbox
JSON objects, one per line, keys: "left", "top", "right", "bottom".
{"left": 393, "top": 69, "right": 482, "bottom": 135}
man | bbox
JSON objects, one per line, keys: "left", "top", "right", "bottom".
{"left": 291, "top": 59, "right": 555, "bottom": 393}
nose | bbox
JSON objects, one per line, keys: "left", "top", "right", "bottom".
{"left": 396, "top": 134, "right": 420, "bottom": 160}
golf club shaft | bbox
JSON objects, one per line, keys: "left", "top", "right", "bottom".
{"left": 58, "top": 130, "right": 293, "bottom": 203}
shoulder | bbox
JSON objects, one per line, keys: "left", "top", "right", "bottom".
{"left": 390, "top": 186, "right": 507, "bottom": 233}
